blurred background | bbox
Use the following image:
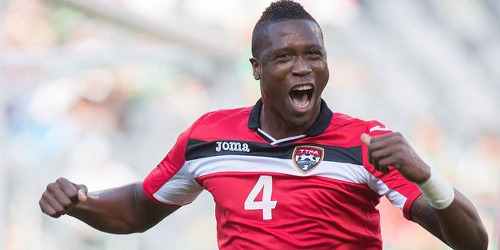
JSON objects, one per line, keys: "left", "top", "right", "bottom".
{"left": 1, "top": 0, "right": 499, "bottom": 249}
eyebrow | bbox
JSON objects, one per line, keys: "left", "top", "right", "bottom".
{"left": 269, "top": 44, "right": 324, "bottom": 54}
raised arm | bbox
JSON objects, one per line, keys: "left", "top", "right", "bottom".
{"left": 361, "top": 133, "right": 488, "bottom": 250}
{"left": 39, "top": 178, "right": 178, "bottom": 234}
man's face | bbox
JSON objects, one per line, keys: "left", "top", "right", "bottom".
{"left": 250, "top": 19, "right": 329, "bottom": 130}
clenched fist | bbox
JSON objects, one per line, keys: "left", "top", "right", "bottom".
{"left": 361, "top": 132, "right": 431, "bottom": 183}
{"left": 39, "top": 178, "right": 88, "bottom": 218}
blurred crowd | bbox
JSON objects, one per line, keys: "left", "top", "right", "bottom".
{"left": 1, "top": 0, "right": 499, "bottom": 249}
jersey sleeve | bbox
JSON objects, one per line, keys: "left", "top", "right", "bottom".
{"left": 142, "top": 113, "right": 211, "bottom": 206}
{"left": 362, "top": 120, "right": 422, "bottom": 220}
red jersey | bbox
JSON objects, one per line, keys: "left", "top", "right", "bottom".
{"left": 143, "top": 99, "right": 422, "bottom": 249}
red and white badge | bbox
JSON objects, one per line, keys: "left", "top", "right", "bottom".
{"left": 292, "top": 145, "right": 324, "bottom": 174}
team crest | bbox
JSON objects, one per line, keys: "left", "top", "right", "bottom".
{"left": 292, "top": 145, "right": 324, "bottom": 174}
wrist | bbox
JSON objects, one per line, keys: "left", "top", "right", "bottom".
{"left": 417, "top": 171, "right": 455, "bottom": 210}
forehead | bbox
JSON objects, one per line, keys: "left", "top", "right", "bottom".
{"left": 264, "top": 20, "right": 323, "bottom": 51}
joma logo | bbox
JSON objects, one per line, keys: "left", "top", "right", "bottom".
{"left": 215, "top": 141, "right": 250, "bottom": 152}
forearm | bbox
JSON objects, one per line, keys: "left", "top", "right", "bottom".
{"left": 434, "top": 190, "right": 488, "bottom": 250}
{"left": 67, "top": 183, "right": 141, "bottom": 234}
{"left": 412, "top": 191, "right": 488, "bottom": 250}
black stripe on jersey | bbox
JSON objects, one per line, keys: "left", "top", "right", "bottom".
{"left": 185, "top": 139, "right": 362, "bottom": 165}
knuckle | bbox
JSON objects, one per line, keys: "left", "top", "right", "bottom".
{"left": 392, "top": 135, "right": 402, "bottom": 144}
{"left": 41, "top": 192, "right": 50, "bottom": 200}
{"left": 397, "top": 136, "right": 405, "bottom": 143}
{"left": 56, "top": 177, "right": 67, "bottom": 184}
{"left": 47, "top": 183, "right": 58, "bottom": 192}
{"left": 68, "top": 189, "right": 78, "bottom": 198}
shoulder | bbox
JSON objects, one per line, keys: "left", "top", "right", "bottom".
{"left": 312, "top": 112, "right": 389, "bottom": 146}
{"left": 329, "top": 112, "right": 387, "bottom": 133}
{"left": 188, "top": 105, "right": 254, "bottom": 141}
{"left": 192, "top": 106, "right": 253, "bottom": 128}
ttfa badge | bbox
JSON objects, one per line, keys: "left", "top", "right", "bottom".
{"left": 292, "top": 145, "right": 324, "bottom": 174}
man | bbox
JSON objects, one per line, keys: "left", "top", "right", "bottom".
{"left": 39, "top": 1, "right": 488, "bottom": 249}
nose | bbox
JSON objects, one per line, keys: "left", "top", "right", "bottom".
{"left": 292, "top": 56, "right": 312, "bottom": 76}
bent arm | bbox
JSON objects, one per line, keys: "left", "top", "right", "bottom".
{"left": 361, "top": 132, "right": 488, "bottom": 249}
{"left": 39, "top": 178, "right": 179, "bottom": 234}
{"left": 411, "top": 190, "right": 488, "bottom": 250}
{"left": 68, "top": 182, "right": 178, "bottom": 234}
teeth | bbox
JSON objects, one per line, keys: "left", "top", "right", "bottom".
{"left": 293, "top": 85, "right": 313, "bottom": 91}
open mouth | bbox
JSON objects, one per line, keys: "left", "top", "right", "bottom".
{"left": 289, "top": 84, "right": 314, "bottom": 109}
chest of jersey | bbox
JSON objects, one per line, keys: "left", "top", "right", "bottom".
{"left": 185, "top": 140, "right": 383, "bottom": 248}
{"left": 143, "top": 108, "right": 420, "bottom": 249}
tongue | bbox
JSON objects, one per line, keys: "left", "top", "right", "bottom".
{"left": 290, "top": 92, "right": 310, "bottom": 108}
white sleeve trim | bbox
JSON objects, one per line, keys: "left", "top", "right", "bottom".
{"left": 152, "top": 166, "right": 203, "bottom": 206}
{"left": 367, "top": 174, "right": 407, "bottom": 210}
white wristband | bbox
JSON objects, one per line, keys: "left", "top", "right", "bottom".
{"left": 417, "top": 172, "right": 455, "bottom": 210}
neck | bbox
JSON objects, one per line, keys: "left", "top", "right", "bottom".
{"left": 259, "top": 105, "right": 319, "bottom": 140}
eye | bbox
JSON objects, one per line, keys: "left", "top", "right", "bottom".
{"left": 276, "top": 52, "right": 292, "bottom": 59}
{"left": 306, "top": 50, "right": 323, "bottom": 59}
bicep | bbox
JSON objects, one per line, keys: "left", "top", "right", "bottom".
{"left": 133, "top": 182, "right": 180, "bottom": 232}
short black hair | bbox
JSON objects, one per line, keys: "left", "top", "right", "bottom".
{"left": 251, "top": 0, "right": 320, "bottom": 58}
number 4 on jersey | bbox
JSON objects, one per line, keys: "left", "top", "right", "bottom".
{"left": 244, "top": 175, "right": 277, "bottom": 220}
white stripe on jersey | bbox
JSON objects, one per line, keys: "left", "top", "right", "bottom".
{"left": 153, "top": 154, "right": 408, "bottom": 208}
{"left": 184, "top": 154, "right": 369, "bottom": 183}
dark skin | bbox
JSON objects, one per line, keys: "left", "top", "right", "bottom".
{"left": 39, "top": 178, "right": 176, "bottom": 234}
{"left": 40, "top": 19, "right": 488, "bottom": 249}
{"left": 362, "top": 133, "right": 488, "bottom": 249}
{"left": 250, "top": 20, "right": 329, "bottom": 139}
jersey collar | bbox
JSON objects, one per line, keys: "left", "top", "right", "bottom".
{"left": 248, "top": 98, "right": 333, "bottom": 138}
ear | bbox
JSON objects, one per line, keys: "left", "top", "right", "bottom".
{"left": 249, "top": 58, "right": 260, "bottom": 80}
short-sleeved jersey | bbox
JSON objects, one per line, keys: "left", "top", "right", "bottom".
{"left": 143, "top": 99, "right": 422, "bottom": 249}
